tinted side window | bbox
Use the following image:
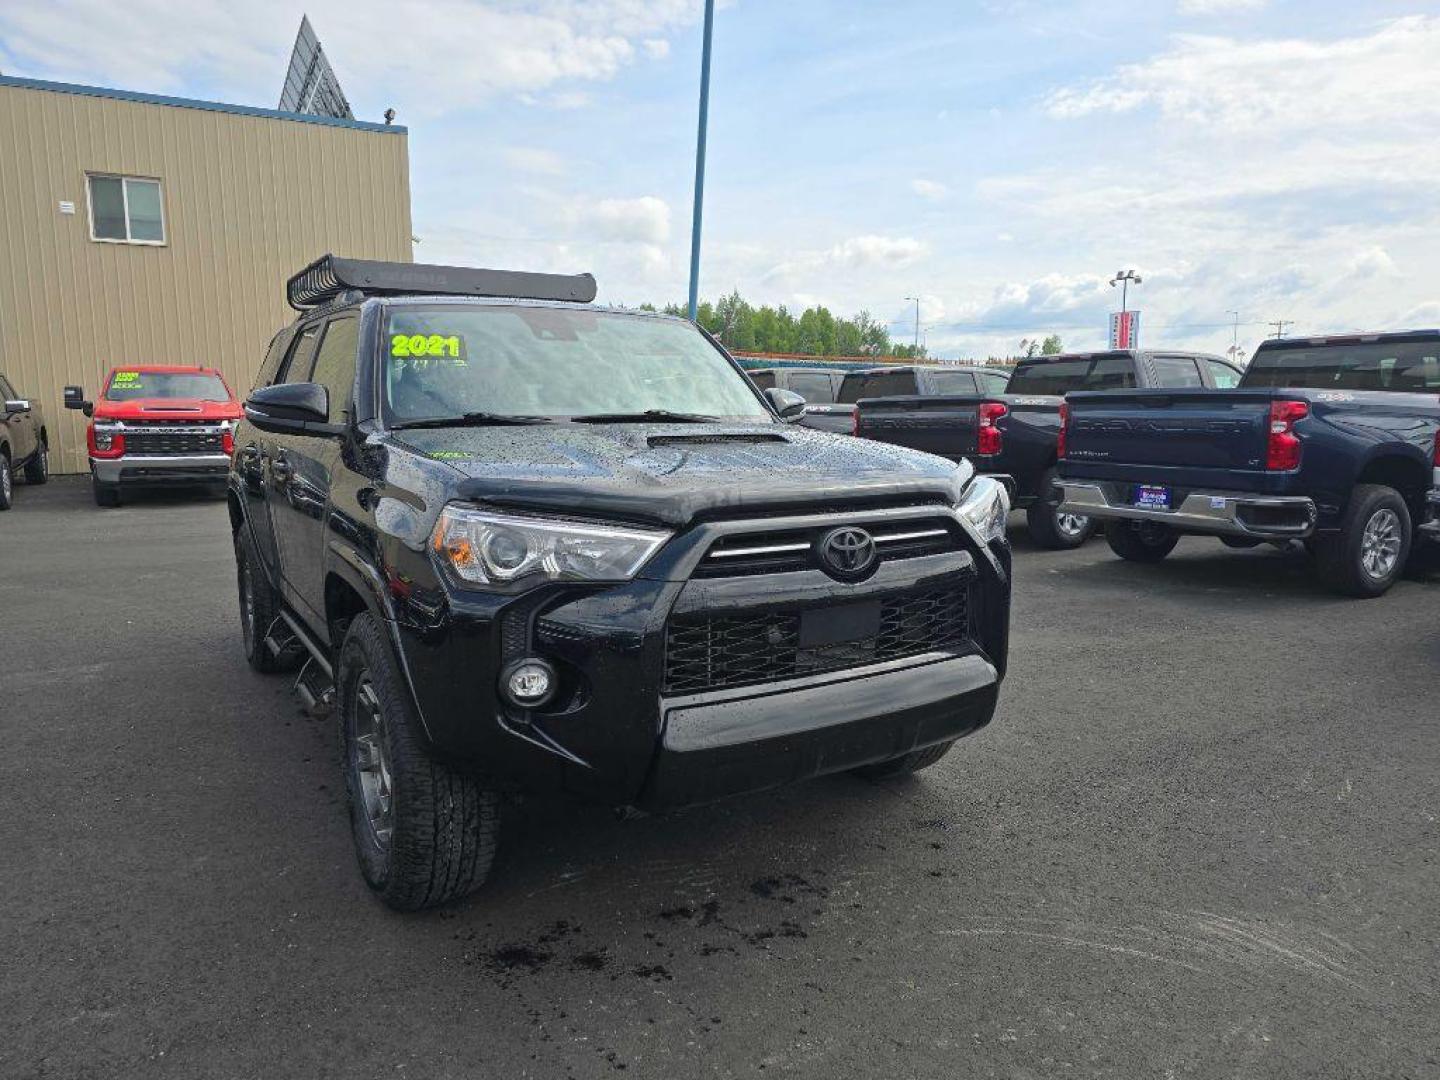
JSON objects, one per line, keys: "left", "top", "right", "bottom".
{"left": 1089, "top": 356, "right": 1137, "bottom": 389}
{"left": 256, "top": 332, "right": 292, "bottom": 389}
{"left": 787, "top": 372, "right": 836, "bottom": 402}
{"left": 278, "top": 325, "right": 321, "bottom": 384}
{"left": 1205, "top": 360, "right": 1242, "bottom": 388}
{"left": 841, "top": 371, "right": 916, "bottom": 400}
{"left": 1151, "top": 356, "right": 1204, "bottom": 388}
{"left": 981, "top": 373, "right": 1011, "bottom": 394}
{"left": 308, "top": 318, "right": 360, "bottom": 421}
{"left": 748, "top": 370, "right": 776, "bottom": 391}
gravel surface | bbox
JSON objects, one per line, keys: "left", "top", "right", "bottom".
{"left": 3, "top": 477, "right": 1436, "bottom": 1078}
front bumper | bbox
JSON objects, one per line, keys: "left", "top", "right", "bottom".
{"left": 389, "top": 503, "right": 1011, "bottom": 807}
{"left": 92, "top": 454, "right": 232, "bottom": 485}
{"left": 640, "top": 652, "right": 997, "bottom": 808}
{"left": 1060, "top": 481, "right": 1316, "bottom": 538}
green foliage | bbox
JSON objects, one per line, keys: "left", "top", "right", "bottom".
{"left": 1040, "top": 334, "right": 1064, "bottom": 355}
{"left": 655, "top": 290, "right": 911, "bottom": 357}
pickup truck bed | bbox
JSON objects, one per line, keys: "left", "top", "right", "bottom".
{"left": 1058, "top": 331, "right": 1440, "bottom": 596}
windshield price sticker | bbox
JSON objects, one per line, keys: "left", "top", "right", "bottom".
{"left": 112, "top": 371, "right": 141, "bottom": 384}
{"left": 391, "top": 334, "right": 467, "bottom": 364}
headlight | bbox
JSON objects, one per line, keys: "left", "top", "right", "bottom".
{"left": 957, "top": 476, "right": 1010, "bottom": 543}
{"left": 432, "top": 506, "right": 671, "bottom": 587}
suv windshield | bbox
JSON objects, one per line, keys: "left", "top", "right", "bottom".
{"left": 104, "top": 371, "right": 231, "bottom": 401}
{"left": 383, "top": 306, "right": 773, "bottom": 422}
{"left": 1244, "top": 341, "right": 1440, "bottom": 391}
{"left": 1005, "top": 355, "right": 1137, "bottom": 395}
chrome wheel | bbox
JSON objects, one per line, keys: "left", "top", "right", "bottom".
{"left": 0, "top": 459, "right": 11, "bottom": 502}
{"left": 1056, "top": 511, "right": 1090, "bottom": 538}
{"left": 1360, "top": 508, "right": 1402, "bottom": 580}
{"left": 352, "top": 676, "right": 394, "bottom": 848}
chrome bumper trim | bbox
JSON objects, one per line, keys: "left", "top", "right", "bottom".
{"left": 1059, "top": 482, "right": 1316, "bottom": 538}
{"left": 92, "top": 453, "right": 231, "bottom": 483}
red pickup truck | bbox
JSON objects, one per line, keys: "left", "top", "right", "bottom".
{"left": 65, "top": 366, "right": 241, "bottom": 507}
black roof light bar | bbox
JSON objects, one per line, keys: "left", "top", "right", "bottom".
{"left": 286, "top": 254, "right": 598, "bottom": 310}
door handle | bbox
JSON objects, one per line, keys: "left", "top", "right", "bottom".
{"left": 271, "top": 456, "right": 293, "bottom": 481}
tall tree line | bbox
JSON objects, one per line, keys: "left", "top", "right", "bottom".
{"left": 640, "top": 290, "right": 928, "bottom": 359}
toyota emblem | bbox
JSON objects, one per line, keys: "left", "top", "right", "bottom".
{"left": 816, "top": 526, "right": 877, "bottom": 580}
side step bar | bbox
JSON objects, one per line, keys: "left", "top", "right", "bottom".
{"left": 274, "top": 610, "right": 336, "bottom": 717}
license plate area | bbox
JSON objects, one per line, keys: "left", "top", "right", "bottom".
{"left": 1133, "top": 484, "right": 1171, "bottom": 510}
{"left": 798, "top": 600, "right": 881, "bottom": 670}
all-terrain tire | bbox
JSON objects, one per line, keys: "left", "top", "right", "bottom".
{"left": 0, "top": 453, "right": 13, "bottom": 511}
{"left": 93, "top": 477, "right": 121, "bottom": 507}
{"left": 23, "top": 442, "right": 48, "bottom": 484}
{"left": 1025, "top": 467, "right": 1095, "bottom": 550}
{"left": 1104, "top": 520, "right": 1180, "bottom": 563}
{"left": 1312, "top": 484, "right": 1410, "bottom": 598}
{"left": 337, "top": 613, "right": 501, "bottom": 911}
{"left": 235, "top": 528, "right": 285, "bottom": 673}
{"left": 851, "top": 739, "right": 956, "bottom": 780}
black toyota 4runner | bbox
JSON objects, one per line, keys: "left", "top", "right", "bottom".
{"left": 229, "top": 256, "right": 1012, "bottom": 911}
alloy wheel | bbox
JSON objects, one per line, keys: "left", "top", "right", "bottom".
{"left": 1056, "top": 511, "right": 1090, "bottom": 538}
{"left": 1360, "top": 508, "right": 1402, "bottom": 580}
{"left": 352, "top": 676, "right": 395, "bottom": 849}
{"left": 1, "top": 459, "right": 11, "bottom": 502}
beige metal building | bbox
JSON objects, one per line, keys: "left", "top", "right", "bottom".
{"left": 0, "top": 75, "right": 413, "bottom": 473}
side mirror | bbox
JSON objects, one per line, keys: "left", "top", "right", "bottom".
{"left": 4, "top": 399, "right": 29, "bottom": 415}
{"left": 63, "top": 385, "right": 93, "bottom": 417}
{"left": 245, "top": 382, "right": 331, "bottom": 434}
{"left": 764, "top": 387, "right": 807, "bottom": 420}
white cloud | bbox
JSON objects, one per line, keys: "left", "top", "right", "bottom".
{"left": 827, "top": 235, "right": 927, "bottom": 270}
{"left": 585, "top": 196, "right": 672, "bottom": 246}
{"left": 1177, "top": 0, "right": 1267, "bottom": 14}
{"left": 1045, "top": 16, "right": 1440, "bottom": 134}
{"left": 0, "top": 0, "right": 701, "bottom": 116}
{"left": 910, "top": 178, "right": 950, "bottom": 201}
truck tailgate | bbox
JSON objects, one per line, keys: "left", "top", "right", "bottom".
{"left": 855, "top": 396, "right": 979, "bottom": 459}
{"left": 1064, "top": 389, "right": 1277, "bottom": 477}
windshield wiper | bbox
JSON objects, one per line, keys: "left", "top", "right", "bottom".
{"left": 390, "top": 412, "right": 555, "bottom": 430}
{"left": 570, "top": 409, "right": 719, "bottom": 424}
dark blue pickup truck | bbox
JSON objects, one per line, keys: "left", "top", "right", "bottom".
{"left": 1058, "top": 331, "right": 1440, "bottom": 596}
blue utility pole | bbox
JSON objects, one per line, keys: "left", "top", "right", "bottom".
{"left": 686, "top": 0, "right": 715, "bottom": 322}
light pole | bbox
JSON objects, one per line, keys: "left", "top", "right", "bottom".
{"left": 686, "top": 0, "right": 716, "bottom": 322}
{"left": 904, "top": 296, "right": 921, "bottom": 350}
{"left": 1109, "top": 269, "right": 1142, "bottom": 313}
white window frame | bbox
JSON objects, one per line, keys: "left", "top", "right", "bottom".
{"left": 85, "top": 173, "right": 167, "bottom": 246}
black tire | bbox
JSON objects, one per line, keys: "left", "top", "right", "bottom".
{"left": 92, "top": 477, "right": 121, "bottom": 507}
{"left": 1025, "top": 467, "right": 1095, "bottom": 549}
{"left": 235, "top": 528, "right": 285, "bottom": 673}
{"left": 23, "top": 442, "right": 48, "bottom": 485}
{"left": 1219, "top": 535, "right": 1263, "bottom": 549}
{"left": 1312, "top": 484, "right": 1410, "bottom": 598}
{"left": 0, "top": 453, "right": 13, "bottom": 511}
{"left": 1104, "top": 520, "right": 1180, "bottom": 563}
{"left": 851, "top": 739, "right": 955, "bottom": 780}
{"left": 337, "top": 613, "right": 501, "bottom": 911}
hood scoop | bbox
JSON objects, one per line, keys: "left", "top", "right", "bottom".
{"left": 647, "top": 432, "right": 790, "bottom": 448}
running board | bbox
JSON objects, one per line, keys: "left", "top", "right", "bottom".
{"left": 279, "top": 610, "right": 332, "bottom": 678}
{"left": 294, "top": 657, "right": 335, "bottom": 717}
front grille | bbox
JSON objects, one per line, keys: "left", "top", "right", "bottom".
{"left": 695, "top": 517, "right": 960, "bottom": 577}
{"left": 123, "top": 431, "right": 225, "bottom": 455}
{"left": 662, "top": 583, "right": 969, "bottom": 695}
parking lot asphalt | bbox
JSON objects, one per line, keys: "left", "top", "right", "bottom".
{"left": 2, "top": 476, "right": 1437, "bottom": 1079}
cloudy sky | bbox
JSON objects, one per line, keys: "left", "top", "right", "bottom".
{"left": 3, "top": 0, "right": 1437, "bottom": 360}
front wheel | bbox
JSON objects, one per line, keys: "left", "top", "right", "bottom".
{"left": 1025, "top": 468, "right": 1095, "bottom": 549}
{"left": 1104, "top": 520, "right": 1180, "bottom": 563}
{"left": 1313, "top": 484, "right": 1410, "bottom": 598}
{"left": 0, "top": 454, "right": 12, "bottom": 511}
{"left": 338, "top": 613, "right": 501, "bottom": 911}
{"left": 23, "top": 443, "right": 48, "bottom": 485}
{"left": 93, "top": 476, "right": 121, "bottom": 507}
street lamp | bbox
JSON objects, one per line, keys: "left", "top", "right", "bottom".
{"left": 904, "top": 296, "right": 921, "bottom": 350}
{"left": 1109, "top": 269, "right": 1142, "bottom": 313}
{"left": 686, "top": 0, "right": 716, "bottom": 322}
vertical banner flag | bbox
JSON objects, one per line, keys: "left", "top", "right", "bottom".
{"left": 1109, "top": 311, "right": 1140, "bottom": 349}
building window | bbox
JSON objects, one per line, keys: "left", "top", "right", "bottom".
{"left": 87, "top": 175, "right": 165, "bottom": 244}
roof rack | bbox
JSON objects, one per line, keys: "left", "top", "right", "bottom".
{"left": 286, "top": 254, "right": 598, "bottom": 311}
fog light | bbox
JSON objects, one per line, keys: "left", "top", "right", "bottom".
{"left": 501, "top": 659, "right": 557, "bottom": 708}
